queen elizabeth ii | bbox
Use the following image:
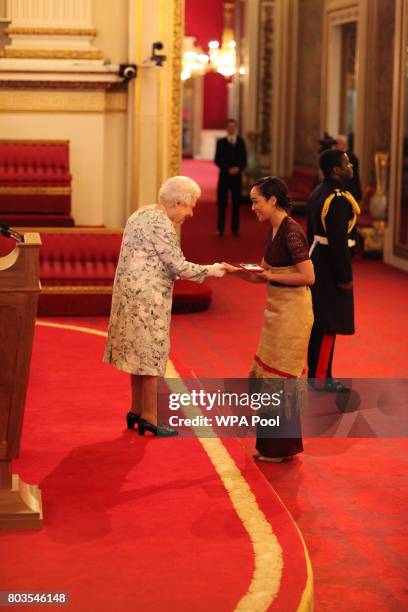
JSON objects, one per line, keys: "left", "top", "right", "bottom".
{"left": 104, "top": 176, "right": 225, "bottom": 436}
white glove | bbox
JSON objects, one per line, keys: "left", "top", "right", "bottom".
{"left": 206, "top": 263, "right": 226, "bottom": 278}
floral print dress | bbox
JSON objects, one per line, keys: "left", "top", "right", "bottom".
{"left": 104, "top": 205, "right": 209, "bottom": 376}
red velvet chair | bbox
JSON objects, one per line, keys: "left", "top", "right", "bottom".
{"left": 0, "top": 140, "right": 74, "bottom": 227}
{"left": 6, "top": 228, "right": 212, "bottom": 316}
{"left": 286, "top": 167, "right": 319, "bottom": 209}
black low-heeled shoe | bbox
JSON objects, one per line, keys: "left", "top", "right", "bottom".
{"left": 126, "top": 411, "right": 142, "bottom": 430}
{"left": 138, "top": 417, "right": 178, "bottom": 437}
{"left": 308, "top": 380, "right": 350, "bottom": 393}
{"left": 323, "top": 380, "right": 350, "bottom": 393}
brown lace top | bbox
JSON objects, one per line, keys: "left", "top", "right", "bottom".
{"left": 264, "top": 216, "right": 309, "bottom": 267}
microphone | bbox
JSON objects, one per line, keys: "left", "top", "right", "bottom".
{"left": 0, "top": 223, "right": 24, "bottom": 243}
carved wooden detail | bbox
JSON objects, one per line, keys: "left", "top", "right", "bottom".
{"left": 257, "top": 0, "right": 275, "bottom": 168}
{"left": 0, "top": 233, "right": 43, "bottom": 529}
{"left": 168, "top": 0, "right": 184, "bottom": 178}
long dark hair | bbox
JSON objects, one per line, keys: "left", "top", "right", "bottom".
{"left": 251, "top": 176, "right": 292, "bottom": 212}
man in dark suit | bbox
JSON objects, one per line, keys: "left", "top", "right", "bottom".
{"left": 306, "top": 148, "right": 360, "bottom": 392}
{"left": 214, "top": 118, "right": 247, "bottom": 236}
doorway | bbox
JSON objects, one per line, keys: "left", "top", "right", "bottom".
{"left": 326, "top": 17, "right": 358, "bottom": 145}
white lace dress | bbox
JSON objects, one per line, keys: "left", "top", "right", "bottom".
{"left": 104, "top": 205, "right": 209, "bottom": 376}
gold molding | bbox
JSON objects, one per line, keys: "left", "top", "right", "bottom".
{"left": 0, "top": 139, "right": 69, "bottom": 144}
{"left": 157, "top": 0, "right": 166, "bottom": 192}
{"left": 0, "top": 90, "right": 127, "bottom": 114}
{"left": 131, "top": 1, "right": 143, "bottom": 214}
{"left": 41, "top": 285, "right": 113, "bottom": 294}
{"left": 389, "top": 0, "right": 408, "bottom": 261}
{"left": 5, "top": 27, "right": 97, "bottom": 36}
{"left": 327, "top": 6, "right": 359, "bottom": 24}
{"left": 20, "top": 227, "right": 123, "bottom": 234}
{"left": 0, "top": 81, "right": 127, "bottom": 93}
{"left": 258, "top": 0, "right": 276, "bottom": 169}
{"left": 168, "top": 0, "right": 184, "bottom": 177}
{"left": 0, "top": 187, "right": 71, "bottom": 195}
{"left": 3, "top": 49, "right": 103, "bottom": 60}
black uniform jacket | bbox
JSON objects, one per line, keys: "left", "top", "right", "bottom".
{"left": 306, "top": 178, "right": 357, "bottom": 335}
{"left": 214, "top": 136, "right": 247, "bottom": 178}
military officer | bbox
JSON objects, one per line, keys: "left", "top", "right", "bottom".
{"left": 306, "top": 148, "right": 360, "bottom": 392}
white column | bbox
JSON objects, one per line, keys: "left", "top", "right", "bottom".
{"left": 4, "top": 0, "right": 102, "bottom": 59}
{"left": 7, "top": 0, "right": 93, "bottom": 27}
{"left": 127, "top": 0, "right": 183, "bottom": 214}
{"left": 241, "top": 0, "right": 260, "bottom": 139}
{"left": 247, "top": 0, "right": 298, "bottom": 176}
{"left": 273, "top": 0, "right": 298, "bottom": 177}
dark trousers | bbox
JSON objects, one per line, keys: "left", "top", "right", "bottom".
{"left": 217, "top": 174, "right": 242, "bottom": 234}
{"left": 307, "top": 325, "right": 336, "bottom": 379}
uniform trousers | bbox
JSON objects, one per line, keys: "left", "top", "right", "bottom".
{"left": 307, "top": 325, "right": 336, "bottom": 380}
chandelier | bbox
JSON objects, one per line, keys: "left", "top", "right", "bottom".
{"left": 181, "top": 2, "right": 238, "bottom": 81}
{"left": 181, "top": 37, "right": 210, "bottom": 81}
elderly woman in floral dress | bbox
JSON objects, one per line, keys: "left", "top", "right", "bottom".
{"left": 104, "top": 176, "right": 225, "bottom": 437}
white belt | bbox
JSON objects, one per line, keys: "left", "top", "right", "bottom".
{"left": 309, "top": 235, "right": 356, "bottom": 257}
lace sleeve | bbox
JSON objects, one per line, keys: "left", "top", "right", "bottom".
{"left": 150, "top": 212, "right": 209, "bottom": 282}
{"left": 286, "top": 230, "right": 310, "bottom": 264}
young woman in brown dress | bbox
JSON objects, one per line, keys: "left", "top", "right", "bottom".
{"left": 224, "top": 176, "right": 314, "bottom": 461}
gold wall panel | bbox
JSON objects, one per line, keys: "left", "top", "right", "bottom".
{"left": 0, "top": 90, "right": 127, "bottom": 113}
{"left": 5, "top": 27, "right": 97, "bottom": 36}
{"left": 3, "top": 49, "right": 103, "bottom": 60}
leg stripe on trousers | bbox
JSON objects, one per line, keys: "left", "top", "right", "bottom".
{"left": 315, "top": 333, "right": 335, "bottom": 379}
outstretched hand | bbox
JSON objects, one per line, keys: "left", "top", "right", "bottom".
{"left": 221, "top": 262, "right": 266, "bottom": 283}
{"left": 206, "top": 263, "right": 226, "bottom": 277}
{"left": 221, "top": 262, "right": 241, "bottom": 273}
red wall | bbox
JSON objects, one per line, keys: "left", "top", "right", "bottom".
{"left": 202, "top": 72, "right": 228, "bottom": 129}
{"left": 185, "top": 0, "right": 231, "bottom": 129}
{"left": 185, "top": 1, "right": 225, "bottom": 49}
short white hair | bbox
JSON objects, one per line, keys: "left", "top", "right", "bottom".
{"left": 158, "top": 175, "right": 201, "bottom": 207}
{"left": 336, "top": 134, "right": 348, "bottom": 150}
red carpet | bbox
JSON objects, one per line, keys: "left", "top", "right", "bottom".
{"left": 183, "top": 159, "right": 218, "bottom": 202}
{"left": 246, "top": 438, "right": 408, "bottom": 612}
{"left": 179, "top": 159, "right": 408, "bottom": 378}
{"left": 1, "top": 323, "right": 312, "bottom": 611}
{"left": 2, "top": 160, "right": 407, "bottom": 610}
{"left": 169, "top": 269, "right": 408, "bottom": 610}
{"left": 177, "top": 159, "right": 408, "bottom": 610}
{"left": 181, "top": 158, "right": 271, "bottom": 264}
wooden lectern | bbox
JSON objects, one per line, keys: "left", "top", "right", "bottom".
{"left": 0, "top": 232, "right": 43, "bottom": 529}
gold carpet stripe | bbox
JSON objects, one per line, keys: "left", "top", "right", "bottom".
{"left": 267, "top": 485, "right": 314, "bottom": 612}
{"left": 34, "top": 321, "right": 313, "bottom": 611}
{"left": 297, "top": 539, "right": 314, "bottom": 612}
{"left": 165, "top": 361, "right": 283, "bottom": 611}
{"left": 36, "top": 320, "right": 108, "bottom": 338}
